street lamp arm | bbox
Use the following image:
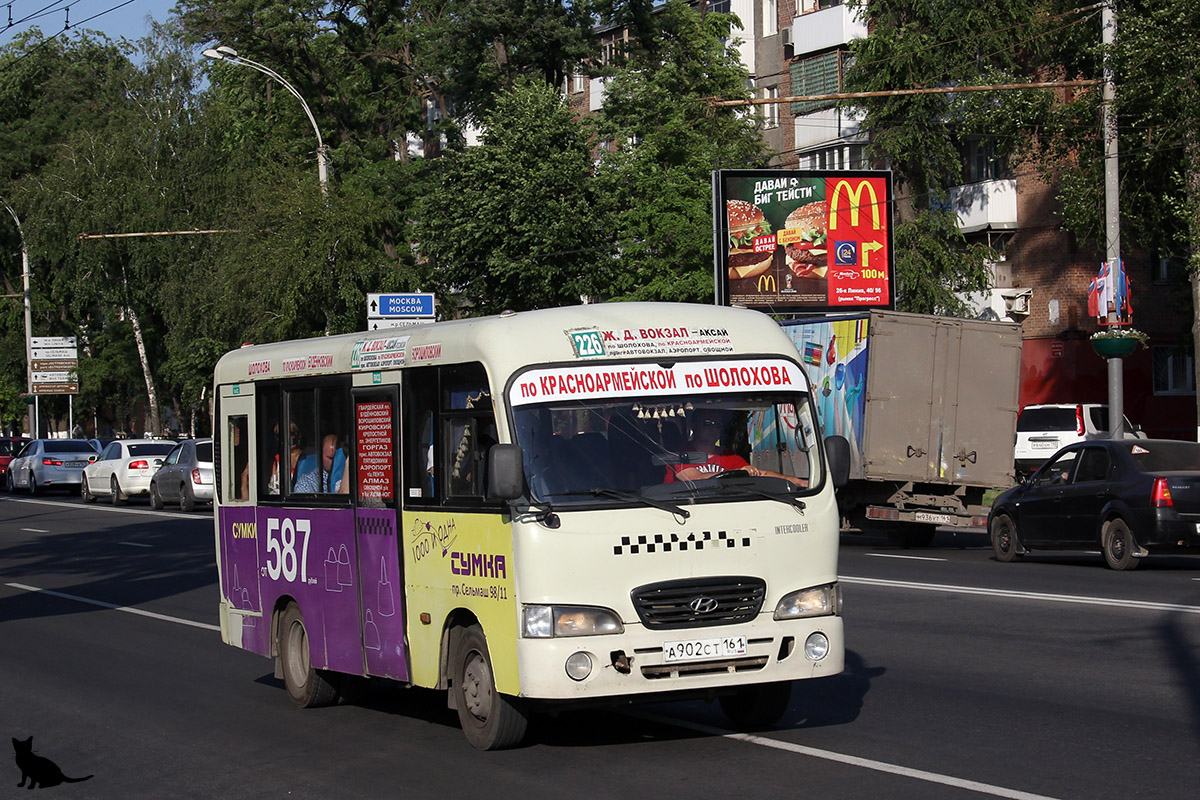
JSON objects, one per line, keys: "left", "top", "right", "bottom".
{"left": 203, "top": 45, "right": 329, "bottom": 194}
{"left": 224, "top": 53, "right": 324, "bottom": 150}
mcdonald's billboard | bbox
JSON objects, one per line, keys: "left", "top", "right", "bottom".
{"left": 713, "top": 169, "right": 894, "bottom": 312}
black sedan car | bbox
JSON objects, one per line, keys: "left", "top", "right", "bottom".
{"left": 989, "top": 438, "right": 1200, "bottom": 570}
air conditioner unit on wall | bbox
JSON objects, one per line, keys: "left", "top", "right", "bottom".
{"left": 781, "top": 26, "right": 794, "bottom": 59}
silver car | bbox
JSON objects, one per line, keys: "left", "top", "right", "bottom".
{"left": 149, "top": 438, "right": 214, "bottom": 511}
{"left": 6, "top": 439, "right": 98, "bottom": 494}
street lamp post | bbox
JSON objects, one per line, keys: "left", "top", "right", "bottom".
{"left": 203, "top": 45, "right": 330, "bottom": 194}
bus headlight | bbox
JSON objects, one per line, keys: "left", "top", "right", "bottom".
{"left": 522, "top": 605, "right": 625, "bottom": 638}
{"left": 773, "top": 584, "right": 840, "bottom": 620}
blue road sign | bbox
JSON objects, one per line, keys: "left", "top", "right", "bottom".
{"left": 367, "top": 293, "right": 435, "bottom": 318}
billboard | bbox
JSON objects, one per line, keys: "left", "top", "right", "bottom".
{"left": 713, "top": 170, "right": 895, "bottom": 312}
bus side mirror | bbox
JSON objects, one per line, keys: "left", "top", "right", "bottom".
{"left": 825, "top": 435, "right": 850, "bottom": 488}
{"left": 487, "top": 444, "right": 525, "bottom": 500}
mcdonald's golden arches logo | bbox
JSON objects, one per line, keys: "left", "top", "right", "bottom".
{"left": 757, "top": 273, "right": 777, "bottom": 293}
{"left": 829, "top": 179, "right": 882, "bottom": 230}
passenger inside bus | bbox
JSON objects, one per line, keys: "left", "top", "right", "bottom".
{"left": 293, "top": 433, "right": 349, "bottom": 494}
{"left": 666, "top": 409, "right": 808, "bottom": 487}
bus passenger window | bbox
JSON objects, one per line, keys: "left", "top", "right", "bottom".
{"left": 230, "top": 416, "right": 249, "bottom": 500}
{"left": 258, "top": 386, "right": 282, "bottom": 497}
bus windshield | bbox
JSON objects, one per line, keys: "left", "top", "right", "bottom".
{"left": 512, "top": 391, "right": 822, "bottom": 508}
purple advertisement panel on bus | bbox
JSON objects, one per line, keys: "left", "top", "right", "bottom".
{"left": 356, "top": 507, "right": 408, "bottom": 681}
{"left": 219, "top": 506, "right": 262, "bottom": 649}
{"left": 219, "top": 505, "right": 366, "bottom": 673}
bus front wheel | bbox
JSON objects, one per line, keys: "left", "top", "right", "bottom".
{"left": 719, "top": 680, "right": 792, "bottom": 730}
{"left": 278, "top": 603, "right": 339, "bottom": 708}
{"left": 452, "top": 625, "right": 529, "bottom": 750}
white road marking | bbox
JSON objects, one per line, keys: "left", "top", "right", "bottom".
{"left": 5, "top": 582, "right": 219, "bottom": 632}
{"left": 119, "top": 542, "right": 152, "bottom": 548}
{"left": 865, "top": 553, "right": 948, "bottom": 562}
{"left": 1, "top": 496, "right": 200, "bottom": 520}
{"left": 20, "top": 528, "right": 48, "bottom": 533}
{"left": 842, "top": 575, "right": 1200, "bottom": 614}
{"left": 629, "top": 711, "right": 1062, "bottom": 800}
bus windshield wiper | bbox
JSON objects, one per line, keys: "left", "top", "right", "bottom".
{"left": 706, "top": 478, "right": 807, "bottom": 511}
{"left": 545, "top": 489, "right": 690, "bottom": 520}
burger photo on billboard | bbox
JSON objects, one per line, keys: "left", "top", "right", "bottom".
{"left": 783, "top": 201, "right": 829, "bottom": 279}
{"left": 726, "top": 199, "right": 775, "bottom": 280}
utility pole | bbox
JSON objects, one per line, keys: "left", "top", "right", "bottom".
{"left": 1102, "top": 0, "right": 1125, "bottom": 437}
{"left": 2, "top": 200, "right": 34, "bottom": 437}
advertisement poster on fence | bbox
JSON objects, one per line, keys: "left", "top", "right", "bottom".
{"left": 713, "top": 169, "right": 895, "bottom": 312}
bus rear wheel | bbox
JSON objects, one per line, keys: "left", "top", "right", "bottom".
{"left": 719, "top": 680, "right": 792, "bottom": 730}
{"left": 452, "top": 625, "right": 528, "bottom": 750}
{"left": 278, "top": 603, "right": 339, "bottom": 708}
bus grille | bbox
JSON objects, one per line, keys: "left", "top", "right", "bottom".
{"left": 630, "top": 576, "right": 766, "bottom": 630}
{"left": 641, "top": 656, "right": 768, "bottom": 679}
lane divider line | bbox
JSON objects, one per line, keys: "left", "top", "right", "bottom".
{"left": 865, "top": 553, "right": 948, "bottom": 562}
{"left": 20, "top": 528, "right": 48, "bottom": 533}
{"left": 841, "top": 575, "right": 1200, "bottom": 614}
{"left": 0, "top": 496, "right": 200, "bottom": 520}
{"left": 5, "top": 582, "right": 219, "bottom": 632}
{"left": 119, "top": 542, "right": 153, "bottom": 548}
{"left": 627, "top": 711, "right": 1063, "bottom": 800}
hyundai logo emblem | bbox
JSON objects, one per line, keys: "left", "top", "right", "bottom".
{"left": 689, "top": 595, "right": 719, "bottom": 614}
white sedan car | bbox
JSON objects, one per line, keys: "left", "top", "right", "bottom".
{"left": 82, "top": 439, "right": 179, "bottom": 505}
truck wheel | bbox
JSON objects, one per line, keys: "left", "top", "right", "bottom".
{"left": 1102, "top": 519, "right": 1139, "bottom": 571}
{"left": 452, "top": 625, "right": 529, "bottom": 750}
{"left": 719, "top": 681, "right": 792, "bottom": 730}
{"left": 886, "top": 525, "right": 936, "bottom": 548}
{"left": 278, "top": 603, "right": 340, "bottom": 708}
{"left": 990, "top": 514, "right": 1023, "bottom": 562}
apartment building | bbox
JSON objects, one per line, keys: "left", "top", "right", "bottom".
{"left": 778, "top": 1, "right": 1195, "bottom": 438}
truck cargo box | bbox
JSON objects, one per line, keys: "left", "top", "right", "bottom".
{"left": 779, "top": 310, "right": 1021, "bottom": 536}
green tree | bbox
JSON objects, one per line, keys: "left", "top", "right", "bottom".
{"left": 841, "top": 0, "right": 1067, "bottom": 312}
{"left": 415, "top": 76, "right": 604, "bottom": 314}
{"left": 593, "top": 0, "right": 768, "bottom": 302}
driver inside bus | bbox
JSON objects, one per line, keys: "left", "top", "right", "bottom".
{"left": 665, "top": 409, "right": 807, "bottom": 487}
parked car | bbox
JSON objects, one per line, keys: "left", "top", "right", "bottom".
{"left": 7, "top": 439, "right": 98, "bottom": 493}
{"left": 1013, "top": 403, "right": 1143, "bottom": 478}
{"left": 81, "top": 439, "right": 179, "bottom": 505}
{"left": 0, "top": 437, "right": 30, "bottom": 489}
{"left": 990, "top": 438, "right": 1200, "bottom": 570}
{"left": 149, "top": 438, "right": 214, "bottom": 512}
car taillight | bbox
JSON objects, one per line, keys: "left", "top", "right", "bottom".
{"left": 1075, "top": 404, "right": 1085, "bottom": 436}
{"left": 1152, "top": 477, "right": 1174, "bottom": 508}
{"left": 41, "top": 458, "right": 62, "bottom": 466}
{"left": 129, "top": 460, "right": 149, "bottom": 470}
{"left": 192, "top": 468, "right": 202, "bottom": 484}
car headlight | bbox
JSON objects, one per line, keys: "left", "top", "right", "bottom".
{"left": 774, "top": 584, "right": 840, "bottom": 620}
{"left": 522, "top": 605, "right": 624, "bottom": 638}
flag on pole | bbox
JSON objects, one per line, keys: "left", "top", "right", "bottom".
{"left": 1087, "top": 261, "right": 1132, "bottom": 322}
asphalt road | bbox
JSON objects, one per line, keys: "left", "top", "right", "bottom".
{"left": 2, "top": 494, "right": 1198, "bottom": 799}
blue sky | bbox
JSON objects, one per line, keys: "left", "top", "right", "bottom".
{"left": 0, "top": 0, "right": 178, "bottom": 48}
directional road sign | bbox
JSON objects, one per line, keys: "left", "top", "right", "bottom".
{"left": 367, "top": 293, "right": 435, "bottom": 318}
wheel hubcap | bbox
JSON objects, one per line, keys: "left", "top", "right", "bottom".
{"left": 1111, "top": 533, "right": 1126, "bottom": 560}
{"left": 462, "top": 651, "right": 491, "bottom": 723}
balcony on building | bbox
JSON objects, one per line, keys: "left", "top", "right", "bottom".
{"left": 789, "top": 1, "right": 868, "bottom": 59}
{"left": 950, "top": 179, "right": 1018, "bottom": 233}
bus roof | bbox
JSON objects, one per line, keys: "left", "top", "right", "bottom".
{"left": 212, "top": 302, "right": 803, "bottom": 387}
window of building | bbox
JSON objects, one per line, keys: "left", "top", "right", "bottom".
{"left": 962, "top": 137, "right": 1009, "bottom": 183}
{"left": 790, "top": 51, "right": 845, "bottom": 115}
{"left": 762, "top": 85, "right": 779, "bottom": 128}
{"left": 798, "top": 144, "right": 865, "bottom": 171}
{"left": 1153, "top": 346, "right": 1195, "bottom": 396}
{"left": 763, "top": 0, "right": 778, "bottom": 36}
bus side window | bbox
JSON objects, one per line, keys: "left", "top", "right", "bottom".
{"left": 403, "top": 366, "right": 438, "bottom": 506}
{"left": 230, "top": 415, "right": 249, "bottom": 500}
{"left": 258, "top": 386, "right": 282, "bottom": 497}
